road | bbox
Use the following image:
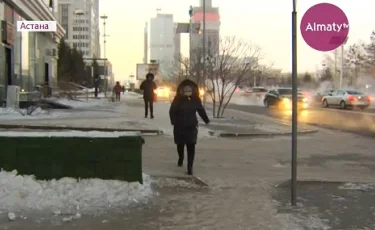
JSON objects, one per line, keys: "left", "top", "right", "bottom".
{"left": 227, "top": 103, "right": 375, "bottom": 137}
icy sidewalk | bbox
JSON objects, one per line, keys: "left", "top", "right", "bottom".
{"left": 0, "top": 94, "right": 316, "bottom": 137}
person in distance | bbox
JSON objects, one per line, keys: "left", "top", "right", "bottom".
{"left": 140, "top": 73, "right": 157, "bottom": 118}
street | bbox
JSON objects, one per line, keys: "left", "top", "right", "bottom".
{"left": 227, "top": 103, "right": 375, "bottom": 137}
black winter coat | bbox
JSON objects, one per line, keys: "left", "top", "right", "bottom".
{"left": 140, "top": 79, "right": 157, "bottom": 101}
{"left": 169, "top": 79, "right": 210, "bottom": 144}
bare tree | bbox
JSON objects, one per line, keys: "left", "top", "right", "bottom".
{"left": 345, "top": 43, "right": 367, "bottom": 86}
{"left": 205, "top": 36, "right": 263, "bottom": 118}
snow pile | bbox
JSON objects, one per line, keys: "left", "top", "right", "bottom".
{"left": 338, "top": 183, "right": 375, "bottom": 190}
{"left": 277, "top": 213, "right": 331, "bottom": 230}
{"left": 0, "top": 130, "right": 141, "bottom": 137}
{"left": 0, "top": 170, "right": 153, "bottom": 213}
{"left": 0, "top": 107, "right": 50, "bottom": 118}
{"left": 155, "top": 177, "right": 201, "bottom": 189}
{"left": 54, "top": 98, "right": 105, "bottom": 108}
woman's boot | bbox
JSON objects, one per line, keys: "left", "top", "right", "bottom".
{"left": 186, "top": 144, "right": 195, "bottom": 175}
{"left": 177, "top": 144, "right": 184, "bottom": 166}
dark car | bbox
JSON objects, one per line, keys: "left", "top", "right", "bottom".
{"left": 314, "top": 89, "right": 335, "bottom": 103}
{"left": 263, "top": 88, "right": 308, "bottom": 109}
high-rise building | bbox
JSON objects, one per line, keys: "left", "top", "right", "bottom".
{"left": 191, "top": 0, "right": 220, "bottom": 57}
{"left": 173, "top": 23, "right": 181, "bottom": 58}
{"left": 56, "top": 0, "right": 100, "bottom": 58}
{"left": 150, "top": 13, "right": 175, "bottom": 76}
{"left": 143, "top": 22, "right": 148, "bottom": 64}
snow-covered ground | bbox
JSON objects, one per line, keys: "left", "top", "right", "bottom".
{"left": 0, "top": 170, "right": 153, "bottom": 214}
{"left": 0, "top": 93, "right": 216, "bottom": 138}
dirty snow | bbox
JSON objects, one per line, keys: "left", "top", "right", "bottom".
{"left": 52, "top": 98, "right": 106, "bottom": 108}
{"left": 0, "top": 170, "right": 153, "bottom": 213}
{"left": 0, "top": 130, "right": 141, "bottom": 137}
{"left": 338, "top": 183, "right": 375, "bottom": 190}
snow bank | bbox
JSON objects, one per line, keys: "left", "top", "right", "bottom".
{"left": 54, "top": 98, "right": 105, "bottom": 108}
{"left": 0, "top": 107, "right": 53, "bottom": 120}
{"left": 0, "top": 130, "right": 141, "bottom": 138}
{"left": 0, "top": 170, "right": 153, "bottom": 213}
{"left": 123, "top": 91, "right": 142, "bottom": 99}
{"left": 338, "top": 183, "right": 375, "bottom": 190}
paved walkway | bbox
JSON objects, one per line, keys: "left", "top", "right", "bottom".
{"left": 1, "top": 96, "right": 374, "bottom": 229}
{"left": 0, "top": 96, "right": 313, "bottom": 137}
{"left": 1, "top": 127, "right": 374, "bottom": 229}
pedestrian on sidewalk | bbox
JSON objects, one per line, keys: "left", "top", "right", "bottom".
{"left": 140, "top": 73, "right": 157, "bottom": 118}
{"left": 169, "top": 79, "right": 210, "bottom": 175}
{"left": 113, "top": 81, "right": 122, "bottom": 101}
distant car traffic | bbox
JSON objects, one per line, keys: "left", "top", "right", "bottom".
{"left": 249, "top": 87, "right": 268, "bottom": 100}
{"left": 155, "top": 86, "right": 170, "bottom": 100}
{"left": 322, "top": 89, "right": 371, "bottom": 109}
{"left": 314, "top": 89, "right": 335, "bottom": 103}
{"left": 263, "top": 88, "right": 308, "bottom": 110}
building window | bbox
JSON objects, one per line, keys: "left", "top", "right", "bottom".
{"left": 4, "top": 3, "right": 14, "bottom": 23}
{"left": 62, "top": 24, "right": 68, "bottom": 38}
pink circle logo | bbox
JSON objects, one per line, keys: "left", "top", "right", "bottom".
{"left": 300, "top": 3, "right": 349, "bottom": 52}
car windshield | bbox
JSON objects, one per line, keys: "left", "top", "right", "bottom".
{"left": 346, "top": 90, "right": 363, "bottom": 95}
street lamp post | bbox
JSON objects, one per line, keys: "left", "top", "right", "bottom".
{"left": 189, "top": 5, "right": 193, "bottom": 71}
{"left": 340, "top": 37, "right": 349, "bottom": 88}
{"left": 202, "top": 0, "right": 207, "bottom": 107}
{"left": 100, "top": 15, "right": 109, "bottom": 97}
{"left": 291, "top": 0, "right": 298, "bottom": 206}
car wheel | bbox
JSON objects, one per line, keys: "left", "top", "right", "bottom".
{"left": 359, "top": 106, "right": 367, "bottom": 110}
{"left": 340, "top": 101, "right": 346, "bottom": 109}
{"left": 323, "top": 99, "right": 329, "bottom": 108}
{"left": 264, "top": 99, "right": 269, "bottom": 108}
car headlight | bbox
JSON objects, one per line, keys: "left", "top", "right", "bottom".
{"left": 303, "top": 98, "right": 308, "bottom": 103}
{"left": 282, "top": 98, "right": 290, "bottom": 103}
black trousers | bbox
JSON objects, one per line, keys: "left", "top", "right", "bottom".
{"left": 115, "top": 93, "right": 120, "bottom": 101}
{"left": 177, "top": 144, "right": 195, "bottom": 171}
{"left": 144, "top": 99, "right": 153, "bottom": 117}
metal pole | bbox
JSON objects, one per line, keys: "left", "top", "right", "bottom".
{"left": 202, "top": 0, "right": 206, "bottom": 107}
{"left": 334, "top": 49, "right": 337, "bottom": 87}
{"left": 101, "top": 15, "right": 108, "bottom": 97}
{"left": 189, "top": 6, "right": 193, "bottom": 76}
{"left": 291, "top": 0, "right": 298, "bottom": 206}
{"left": 340, "top": 44, "right": 344, "bottom": 88}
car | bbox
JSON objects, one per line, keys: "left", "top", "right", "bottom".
{"left": 314, "top": 89, "right": 335, "bottom": 103}
{"left": 249, "top": 87, "right": 268, "bottom": 100}
{"left": 154, "top": 86, "right": 171, "bottom": 100}
{"left": 322, "top": 89, "right": 371, "bottom": 109}
{"left": 263, "top": 88, "right": 308, "bottom": 110}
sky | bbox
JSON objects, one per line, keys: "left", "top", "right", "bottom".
{"left": 99, "top": 0, "right": 375, "bottom": 81}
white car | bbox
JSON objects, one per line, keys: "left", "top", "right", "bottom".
{"left": 322, "top": 89, "right": 371, "bottom": 110}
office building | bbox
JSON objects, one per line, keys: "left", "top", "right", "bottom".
{"left": 0, "top": 0, "right": 65, "bottom": 103}
{"left": 150, "top": 13, "right": 175, "bottom": 76}
{"left": 56, "top": 0, "right": 100, "bottom": 58}
{"left": 191, "top": 0, "right": 220, "bottom": 57}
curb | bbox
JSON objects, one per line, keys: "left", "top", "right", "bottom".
{"left": 150, "top": 174, "right": 209, "bottom": 187}
{"left": 275, "top": 179, "right": 368, "bottom": 188}
{"left": 0, "top": 124, "right": 163, "bottom": 135}
{"left": 208, "top": 129, "right": 318, "bottom": 138}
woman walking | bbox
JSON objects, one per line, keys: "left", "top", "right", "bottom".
{"left": 169, "top": 79, "right": 210, "bottom": 175}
